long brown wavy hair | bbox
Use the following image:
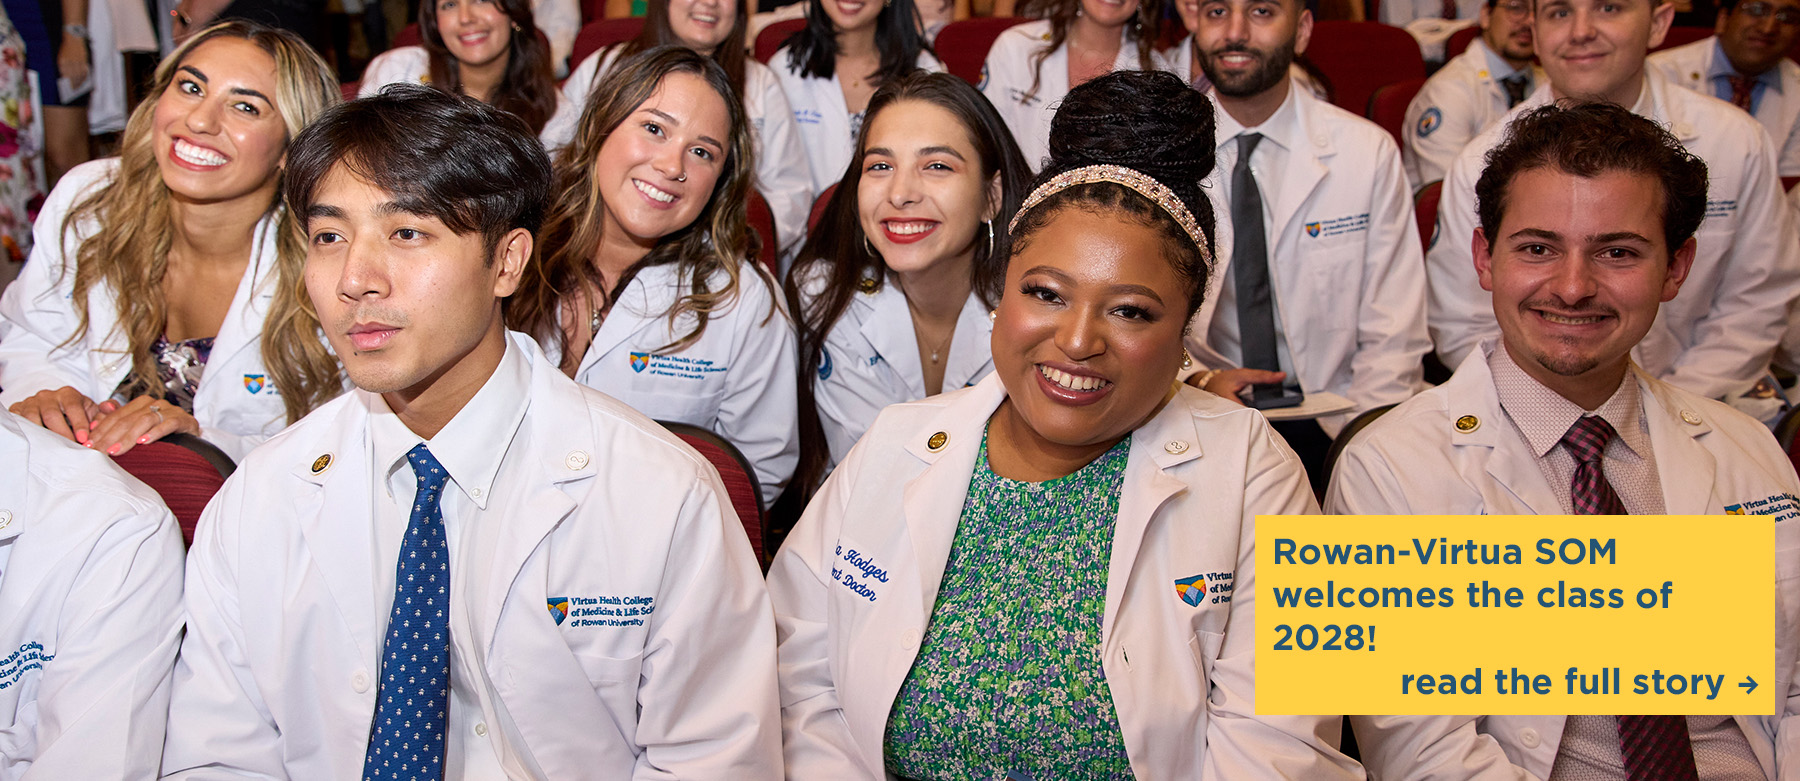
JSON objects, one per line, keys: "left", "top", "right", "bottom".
{"left": 1017, "top": 0, "right": 1163, "bottom": 102}
{"left": 421, "top": 0, "right": 558, "bottom": 133}
{"left": 63, "top": 20, "right": 342, "bottom": 424}
{"left": 508, "top": 46, "right": 769, "bottom": 361}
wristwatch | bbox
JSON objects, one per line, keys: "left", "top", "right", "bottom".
{"left": 62, "top": 23, "right": 88, "bottom": 39}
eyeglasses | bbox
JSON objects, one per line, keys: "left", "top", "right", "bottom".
{"left": 1735, "top": 1, "right": 1800, "bottom": 25}
{"left": 1493, "top": 0, "right": 1531, "bottom": 18}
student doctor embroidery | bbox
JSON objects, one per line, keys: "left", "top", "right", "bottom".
{"left": 767, "top": 70, "right": 1362, "bottom": 780}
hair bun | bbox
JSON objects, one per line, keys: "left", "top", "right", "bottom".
{"left": 1044, "top": 70, "right": 1216, "bottom": 188}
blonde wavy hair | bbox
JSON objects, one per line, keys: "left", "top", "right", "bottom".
{"left": 63, "top": 20, "right": 342, "bottom": 424}
{"left": 506, "top": 45, "right": 770, "bottom": 362}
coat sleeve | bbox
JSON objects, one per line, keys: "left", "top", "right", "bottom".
{"left": 1657, "top": 127, "right": 1797, "bottom": 400}
{"left": 631, "top": 468, "right": 783, "bottom": 779}
{"left": 1403, "top": 72, "right": 1476, "bottom": 190}
{"left": 766, "top": 444, "right": 867, "bottom": 778}
{"left": 1202, "top": 424, "right": 1365, "bottom": 780}
{"left": 0, "top": 164, "right": 112, "bottom": 408}
{"left": 1423, "top": 133, "right": 1495, "bottom": 369}
{"left": 750, "top": 69, "right": 817, "bottom": 264}
{"left": 160, "top": 480, "right": 288, "bottom": 779}
{"left": 24, "top": 490, "right": 184, "bottom": 781}
{"left": 1322, "top": 431, "right": 1421, "bottom": 515}
{"left": 716, "top": 272, "right": 799, "bottom": 505}
{"left": 1346, "top": 133, "right": 1430, "bottom": 423}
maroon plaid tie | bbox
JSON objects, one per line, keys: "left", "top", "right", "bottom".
{"left": 1728, "top": 74, "right": 1756, "bottom": 112}
{"left": 1562, "top": 416, "right": 1627, "bottom": 515}
{"left": 1617, "top": 715, "right": 1699, "bottom": 781}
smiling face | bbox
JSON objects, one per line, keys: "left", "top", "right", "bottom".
{"left": 304, "top": 163, "right": 530, "bottom": 408}
{"left": 1080, "top": 0, "right": 1142, "bottom": 29}
{"left": 820, "top": 0, "right": 883, "bottom": 33}
{"left": 1717, "top": 0, "right": 1800, "bottom": 75}
{"left": 991, "top": 207, "right": 1190, "bottom": 450}
{"left": 1194, "top": 0, "right": 1311, "bottom": 98}
{"left": 856, "top": 100, "right": 1001, "bottom": 281}
{"left": 592, "top": 71, "right": 731, "bottom": 249}
{"left": 151, "top": 37, "right": 290, "bottom": 208}
{"left": 1475, "top": 166, "right": 1693, "bottom": 397}
{"left": 1481, "top": 0, "right": 1536, "bottom": 63}
{"left": 435, "top": 0, "right": 514, "bottom": 69}
{"left": 668, "top": 0, "right": 736, "bottom": 53}
{"left": 1534, "top": 0, "right": 1671, "bottom": 105}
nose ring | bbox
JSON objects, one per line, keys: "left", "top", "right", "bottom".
{"left": 675, "top": 173, "right": 687, "bottom": 182}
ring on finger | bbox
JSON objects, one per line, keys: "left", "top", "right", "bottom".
{"left": 150, "top": 403, "right": 164, "bottom": 423}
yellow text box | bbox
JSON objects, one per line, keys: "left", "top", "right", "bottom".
{"left": 1254, "top": 515, "right": 1773, "bottom": 715}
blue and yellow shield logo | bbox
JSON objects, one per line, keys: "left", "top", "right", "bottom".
{"left": 547, "top": 597, "right": 569, "bottom": 625}
{"left": 1174, "top": 575, "right": 1206, "bottom": 607}
{"left": 628, "top": 352, "right": 651, "bottom": 373}
{"left": 1305, "top": 223, "right": 1322, "bottom": 238}
{"left": 243, "top": 374, "right": 265, "bottom": 394}
{"left": 1725, "top": 504, "right": 1746, "bottom": 515}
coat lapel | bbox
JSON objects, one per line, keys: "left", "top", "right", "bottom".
{"left": 292, "top": 398, "right": 380, "bottom": 662}
{"left": 1105, "top": 391, "right": 1200, "bottom": 637}
{"left": 1641, "top": 372, "right": 1719, "bottom": 515}
{"left": 1268, "top": 91, "right": 1332, "bottom": 256}
{"left": 1443, "top": 351, "right": 1565, "bottom": 514}
{"left": 480, "top": 351, "right": 586, "bottom": 654}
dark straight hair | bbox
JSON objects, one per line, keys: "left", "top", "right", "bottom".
{"left": 785, "top": 71, "right": 1031, "bottom": 499}
{"left": 783, "top": 0, "right": 933, "bottom": 84}
{"left": 606, "top": 0, "right": 748, "bottom": 92}
{"left": 284, "top": 84, "right": 554, "bottom": 259}
{"left": 419, "top": 0, "right": 559, "bottom": 134}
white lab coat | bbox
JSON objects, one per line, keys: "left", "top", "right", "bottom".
{"left": 560, "top": 261, "right": 797, "bottom": 505}
{"left": 0, "top": 411, "right": 185, "bottom": 781}
{"left": 1650, "top": 37, "right": 1800, "bottom": 178}
{"left": 1403, "top": 38, "right": 1544, "bottom": 188}
{"left": 770, "top": 46, "right": 944, "bottom": 194}
{"left": 532, "top": 0, "right": 579, "bottom": 77}
{"left": 796, "top": 271, "right": 994, "bottom": 469}
{"left": 563, "top": 45, "right": 816, "bottom": 261}
{"left": 358, "top": 46, "right": 581, "bottom": 153}
{"left": 767, "top": 373, "right": 1365, "bottom": 780}
{"left": 1326, "top": 346, "right": 1800, "bottom": 781}
{"left": 1189, "top": 86, "right": 1430, "bottom": 438}
{"left": 981, "top": 19, "right": 1148, "bottom": 171}
{"left": 1381, "top": 0, "right": 1482, "bottom": 27}
{"left": 0, "top": 159, "right": 296, "bottom": 462}
{"left": 1426, "top": 74, "right": 1800, "bottom": 405}
{"left": 161, "top": 332, "right": 782, "bottom": 780}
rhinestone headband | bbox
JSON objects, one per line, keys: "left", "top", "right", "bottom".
{"left": 1008, "top": 164, "right": 1212, "bottom": 264}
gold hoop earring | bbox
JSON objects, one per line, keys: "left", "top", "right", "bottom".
{"left": 985, "top": 221, "right": 995, "bottom": 258}
{"left": 863, "top": 234, "right": 878, "bottom": 258}
{"left": 510, "top": 20, "right": 521, "bottom": 31}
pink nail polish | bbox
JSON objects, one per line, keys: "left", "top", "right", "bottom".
{"left": 107, "top": 444, "right": 121, "bottom": 455}
{"left": 138, "top": 436, "right": 149, "bottom": 444}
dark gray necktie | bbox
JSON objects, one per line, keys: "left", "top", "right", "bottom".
{"left": 1231, "top": 132, "right": 1280, "bottom": 374}
{"left": 1501, "top": 73, "right": 1530, "bottom": 108}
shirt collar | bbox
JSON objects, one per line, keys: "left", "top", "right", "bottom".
{"left": 1708, "top": 37, "right": 1783, "bottom": 92}
{"left": 1213, "top": 82, "right": 1300, "bottom": 154}
{"left": 1488, "top": 343, "right": 1648, "bottom": 459}
{"left": 368, "top": 336, "right": 532, "bottom": 509}
{"left": 1475, "top": 37, "right": 1531, "bottom": 81}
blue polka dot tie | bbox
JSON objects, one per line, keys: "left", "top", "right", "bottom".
{"left": 362, "top": 444, "right": 451, "bottom": 780}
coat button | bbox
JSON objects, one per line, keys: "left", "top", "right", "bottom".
{"left": 1519, "top": 727, "right": 1540, "bottom": 748}
{"left": 1164, "top": 440, "right": 1189, "bottom": 455}
{"left": 565, "top": 450, "right": 591, "bottom": 470}
{"left": 0, "top": 510, "right": 11, "bottom": 530}
{"left": 351, "top": 670, "right": 370, "bottom": 693}
{"left": 474, "top": 722, "right": 488, "bottom": 737}
{"left": 903, "top": 628, "right": 920, "bottom": 649}
{"left": 1681, "top": 410, "right": 1702, "bottom": 425}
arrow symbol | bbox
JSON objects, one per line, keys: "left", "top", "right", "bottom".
{"left": 1740, "top": 676, "right": 1758, "bottom": 695}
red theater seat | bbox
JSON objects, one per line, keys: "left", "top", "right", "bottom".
{"left": 1306, "top": 21, "right": 1427, "bottom": 115}
{"left": 659, "top": 421, "right": 768, "bottom": 567}
{"left": 111, "top": 433, "right": 236, "bottom": 547}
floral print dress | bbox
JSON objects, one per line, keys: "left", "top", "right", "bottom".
{"left": 0, "top": 6, "right": 37, "bottom": 270}
{"left": 884, "top": 431, "right": 1134, "bottom": 781}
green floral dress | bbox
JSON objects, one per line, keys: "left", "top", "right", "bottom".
{"left": 884, "top": 431, "right": 1134, "bottom": 781}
